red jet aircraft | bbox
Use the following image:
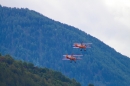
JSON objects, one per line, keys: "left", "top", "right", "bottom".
{"left": 73, "top": 43, "right": 92, "bottom": 51}
{"left": 62, "top": 54, "right": 82, "bottom": 63}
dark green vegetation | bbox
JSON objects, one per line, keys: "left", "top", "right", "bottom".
{"left": 0, "top": 54, "right": 81, "bottom": 86}
{"left": 88, "top": 84, "right": 94, "bottom": 86}
{"left": 0, "top": 5, "right": 130, "bottom": 86}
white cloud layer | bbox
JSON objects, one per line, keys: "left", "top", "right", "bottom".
{"left": 1, "top": 0, "right": 130, "bottom": 57}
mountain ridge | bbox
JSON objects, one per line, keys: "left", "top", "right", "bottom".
{"left": 0, "top": 5, "right": 130, "bottom": 86}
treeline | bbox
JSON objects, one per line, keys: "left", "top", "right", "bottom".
{"left": 0, "top": 54, "right": 81, "bottom": 86}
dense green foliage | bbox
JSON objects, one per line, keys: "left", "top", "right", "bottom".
{"left": 0, "top": 54, "right": 81, "bottom": 86}
{"left": 88, "top": 84, "right": 94, "bottom": 86}
{"left": 1, "top": 5, "right": 130, "bottom": 86}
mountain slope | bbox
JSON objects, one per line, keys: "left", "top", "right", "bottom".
{"left": 0, "top": 5, "right": 130, "bottom": 86}
{"left": 0, "top": 54, "right": 81, "bottom": 86}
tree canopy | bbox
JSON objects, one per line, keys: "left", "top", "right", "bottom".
{"left": 0, "top": 54, "right": 81, "bottom": 86}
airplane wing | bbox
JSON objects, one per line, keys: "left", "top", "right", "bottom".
{"left": 73, "top": 55, "right": 83, "bottom": 57}
{"left": 83, "top": 43, "right": 92, "bottom": 48}
{"left": 63, "top": 55, "right": 71, "bottom": 57}
{"left": 62, "top": 58, "right": 70, "bottom": 60}
{"left": 73, "top": 43, "right": 92, "bottom": 46}
{"left": 83, "top": 43, "right": 92, "bottom": 45}
{"left": 73, "top": 47, "right": 79, "bottom": 48}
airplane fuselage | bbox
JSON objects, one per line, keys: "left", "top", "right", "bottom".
{"left": 74, "top": 44, "right": 86, "bottom": 49}
{"left": 66, "top": 56, "right": 76, "bottom": 61}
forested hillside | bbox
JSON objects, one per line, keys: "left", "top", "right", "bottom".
{"left": 0, "top": 54, "right": 81, "bottom": 86}
{"left": 1, "top": 5, "right": 130, "bottom": 86}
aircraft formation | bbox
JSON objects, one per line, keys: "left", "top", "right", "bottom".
{"left": 62, "top": 42, "right": 92, "bottom": 63}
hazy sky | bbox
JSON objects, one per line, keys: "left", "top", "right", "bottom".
{"left": 1, "top": 0, "right": 130, "bottom": 57}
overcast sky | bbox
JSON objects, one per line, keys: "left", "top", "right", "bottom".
{"left": 1, "top": 0, "right": 130, "bottom": 57}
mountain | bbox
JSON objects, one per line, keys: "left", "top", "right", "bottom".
{"left": 1, "top": 5, "right": 130, "bottom": 86}
{"left": 0, "top": 54, "right": 81, "bottom": 86}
